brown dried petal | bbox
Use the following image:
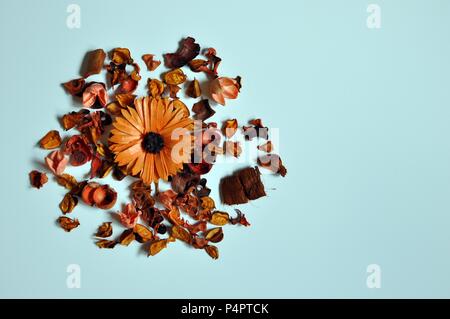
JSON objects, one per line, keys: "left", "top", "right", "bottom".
{"left": 61, "top": 109, "right": 90, "bottom": 130}
{"left": 164, "top": 37, "right": 200, "bottom": 69}
{"left": 96, "top": 239, "right": 117, "bottom": 249}
{"left": 133, "top": 224, "right": 153, "bottom": 243}
{"left": 210, "top": 211, "right": 229, "bottom": 226}
{"left": 222, "top": 119, "right": 238, "bottom": 138}
{"left": 39, "top": 130, "right": 62, "bottom": 149}
{"left": 224, "top": 141, "right": 242, "bottom": 158}
{"left": 188, "top": 59, "right": 209, "bottom": 73}
{"left": 258, "top": 154, "right": 287, "bottom": 177}
{"left": 171, "top": 225, "right": 192, "bottom": 244}
{"left": 59, "top": 193, "right": 78, "bottom": 214}
{"left": 192, "top": 99, "right": 215, "bottom": 121}
{"left": 105, "top": 102, "right": 123, "bottom": 116}
{"left": 147, "top": 79, "right": 165, "bottom": 97}
{"left": 63, "top": 78, "right": 85, "bottom": 96}
{"left": 257, "top": 141, "right": 274, "bottom": 153}
{"left": 163, "top": 68, "right": 187, "bottom": 85}
{"left": 115, "top": 93, "right": 136, "bottom": 108}
{"left": 29, "top": 170, "right": 48, "bottom": 189}
{"left": 96, "top": 222, "right": 113, "bottom": 238}
{"left": 148, "top": 239, "right": 169, "bottom": 256}
{"left": 118, "top": 229, "right": 135, "bottom": 246}
{"left": 205, "top": 245, "right": 219, "bottom": 260}
{"left": 81, "top": 49, "right": 106, "bottom": 78}
{"left": 56, "top": 174, "right": 78, "bottom": 190}
{"left": 111, "top": 48, "right": 133, "bottom": 65}
{"left": 58, "top": 216, "right": 80, "bottom": 232}
{"left": 142, "top": 54, "right": 161, "bottom": 71}
{"left": 186, "top": 79, "right": 201, "bottom": 98}
{"left": 204, "top": 227, "right": 224, "bottom": 243}
{"left": 167, "top": 84, "right": 180, "bottom": 99}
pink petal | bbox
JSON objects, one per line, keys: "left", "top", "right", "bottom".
{"left": 45, "top": 150, "right": 68, "bottom": 175}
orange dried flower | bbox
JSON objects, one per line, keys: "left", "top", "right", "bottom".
{"left": 118, "top": 203, "right": 142, "bottom": 228}
{"left": 82, "top": 83, "right": 108, "bottom": 108}
{"left": 163, "top": 68, "right": 187, "bottom": 85}
{"left": 109, "top": 97, "right": 192, "bottom": 185}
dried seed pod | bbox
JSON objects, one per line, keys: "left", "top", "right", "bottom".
{"left": 204, "top": 227, "right": 224, "bottom": 243}
{"left": 133, "top": 224, "right": 153, "bottom": 243}
{"left": 186, "top": 79, "right": 201, "bottom": 98}
{"left": 205, "top": 245, "right": 219, "bottom": 260}
{"left": 118, "top": 229, "right": 135, "bottom": 246}
{"left": 59, "top": 193, "right": 78, "bottom": 214}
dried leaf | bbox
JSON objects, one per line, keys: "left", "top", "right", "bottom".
{"left": 192, "top": 99, "right": 215, "bottom": 121}
{"left": 142, "top": 54, "right": 161, "bottom": 71}
{"left": 171, "top": 225, "right": 192, "bottom": 243}
{"left": 39, "top": 130, "right": 62, "bottom": 149}
{"left": 81, "top": 49, "right": 106, "bottom": 78}
{"left": 118, "top": 228, "right": 135, "bottom": 246}
{"left": 258, "top": 154, "right": 287, "bottom": 177}
{"left": 59, "top": 193, "right": 78, "bottom": 214}
{"left": 204, "top": 227, "right": 224, "bottom": 243}
{"left": 29, "top": 170, "right": 48, "bottom": 189}
{"left": 56, "top": 174, "right": 78, "bottom": 190}
{"left": 96, "top": 239, "right": 117, "bottom": 249}
{"left": 164, "top": 37, "right": 200, "bottom": 68}
{"left": 96, "top": 222, "right": 113, "bottom": 238}
{"left": 58, "top": 216, "right": 80, "bottom": 232}
{"left": 205, "top": 245, "right": 219, "bottom": 260}
{"left": 133, "top": 224, "right": 153, "bottom": 243}
{"left": 163, "top": 68, "right": 187, "bottom": 85}
{"left": 210, "top": 211, "right": 229, "bottom": 226}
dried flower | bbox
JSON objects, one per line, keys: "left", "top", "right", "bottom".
{"left": 147, "top": 79, "right": 165, "bottom": 97}
{"left": 63, "top": 78, "right": 85, "bottom": 96}
{"left": 142, "top": 54, "right": 161, "bottom": 71}
{"left": 82, "top": 83, "right": 108, "bottom": 108}
{"left": 45, "top": 150, "right": 68, "bottom": 175}
{"left": 118, "top": 203, "right": 142, "bottom": 228}
{"left": 210, "top": 77, "right": 241, "bottom": 106}
{"left": 64, "top": 135, "right": 92, "bottom": 166}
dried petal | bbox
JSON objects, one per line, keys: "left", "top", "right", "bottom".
{"left": 210, "top": 211, "right": 229, "bottom": 226}
{"left": 82, "top": 83, "right": 108, "bottom": 108}
{"left": 257, "top": 141, "right": 273, "bottom": 153}
{"left": 63, "top": 78, "right": 85, "bottom": 96}
{"left": 200, "top": 197, "right": 215, "bottom": 212}
{"left": 171, "top": 225, "right": 192, "bottom": 244}
{"left": 64, "top": 135, "right": 92, "bottom": 166}
{"left": 204, "top": 227, "right": 224, "bottom": 243}
{"left": 230, "top": 209, "right": 251, "bottom": 226}
{"left": 96, "top": 239, "right": 117, "bottom": 249}
{"left": 45, "top": 150, "right": 68, "bottom": 175}
{"left": 96, "top": 222, "right": 113, "bottom": 238}
{"left": 210, "top": 77, "right": 240, "bottom": 106}
{"left": 111, "top": 48, "right": 133, "bottom": 65}
{"left": 56, "top": 173, "right": 78, "bottom": 190}
{"left": 39, "top": 130, "right": 62, "bottom": 149}
{"left": 118, "top": 203, "right": 141, "bottom": 228}
{"left": 164, "top": 37, "right": 200, "bottom": 68}
{"left": 116, "top": 93, "right": 136, "bottom": 108}
{"left": 133, "top": 224, "right": 154, "bottom": 243}
{"left": 222, "top": 119, "right": 238, "bottom": 138}
{"left": 148, "top": 239, "right": 169, "bottom": 256}
{"left": 147, "top": 79, "right": 165, "bottom": 97}
{"left": 58, "top": 216, "right": 80, "bottom": 232}
{"left": 118, "top": 229, "right": 135, "bottom": 246}
{"left": 29, "top": 170, "right": 48, "bottom": 189}
{"left": 192, "top": 99, "right": 215, "bottom": 121}
{"left": 224, "top": 141, "right": 242, "bottom": 158}
{"left": 142, "top": 54, "right": 161, "bottom": 71}
{"left": 186, "top": 79, "right": 201, "bottom": 98}
{"left": 81, "top": 49, "right": 106, "bottom": 78}
{"left": 205, "top": 245, "right": 219, "bottom": 260}
{"left": 258, "top": 154, "right": 287, "bottom": 177}
{"left": 188, "top": 59, "right": 209, "bottom": 73}
{"left": 163, "top": 68, "right": 187, "bottom": 85}
{"left": 61, "top": 109, "right": 90, "bottom": 130}
{"left": 59, "top": 193, "right": 78, "bottom": 214}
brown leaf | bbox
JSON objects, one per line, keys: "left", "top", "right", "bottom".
{"left": 192, "top": 99, "right": 215, "bottom": 121}
{"left": 133, "top": 224, "right": 153, "bottom": 243}
{"left": 95, "top": 222, "right": 113, "bottom": 238}
{"left": 204, "top": 227, "right": 224, "bottom": 243}
{"left": 95, "top": 239, "right": 117, "bottom": 249}
{"left": 142, "top": 54, "right": 161, "bottom": 71}
{"left": 56, "top": 174, "right": 78, "bottom": 190}
{"left": 39, "top": 130, "right": 62, "bottom": 149}
{"left": 186, "top": 79, "right": 201, "bottom": 98}
{"left": 210, "top": 211, "right": 229, "bottom": 226}
{"left": 29, "top": 170, "right": 48, "bottom": 189}
{"left": 59, "top": 193, "right": 78, "bottom": 214}
{"left": 81, "top": 49, "right": 106, "bottom": 78}
{"left": 205, "top": 245, "right": 219, "bottom": 260}
{"left": 58, "top": 216, "right": 80, "bottom": 232}
{"left": 171, "top": 225, "right": 192, "bottom": 243}
{"left": 118, "top": 229, "right": 135, "bottom": 246}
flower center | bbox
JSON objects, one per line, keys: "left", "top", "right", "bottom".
{"left": 142, "top": 132, "right": 164, "bottom": 153}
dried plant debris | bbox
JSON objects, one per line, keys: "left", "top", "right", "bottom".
{"left": 30, "top": 37, "right": 287, "bottom": 260}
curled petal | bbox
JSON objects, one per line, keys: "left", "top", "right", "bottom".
{"left": 118, "top": 203, "right": 142, "bottom": 228}
{"left": 45, "top": 150, "right": 69, "bottom": 175}
{"left": 82, "top": 83, "right": 108, "bottom": 108}
{"left": 210, "top": 77, "right": 241, "bottom": 106}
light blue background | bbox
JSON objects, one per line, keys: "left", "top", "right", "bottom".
{"left": 1, "top": 0, "right": 450, "bottom": 298}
